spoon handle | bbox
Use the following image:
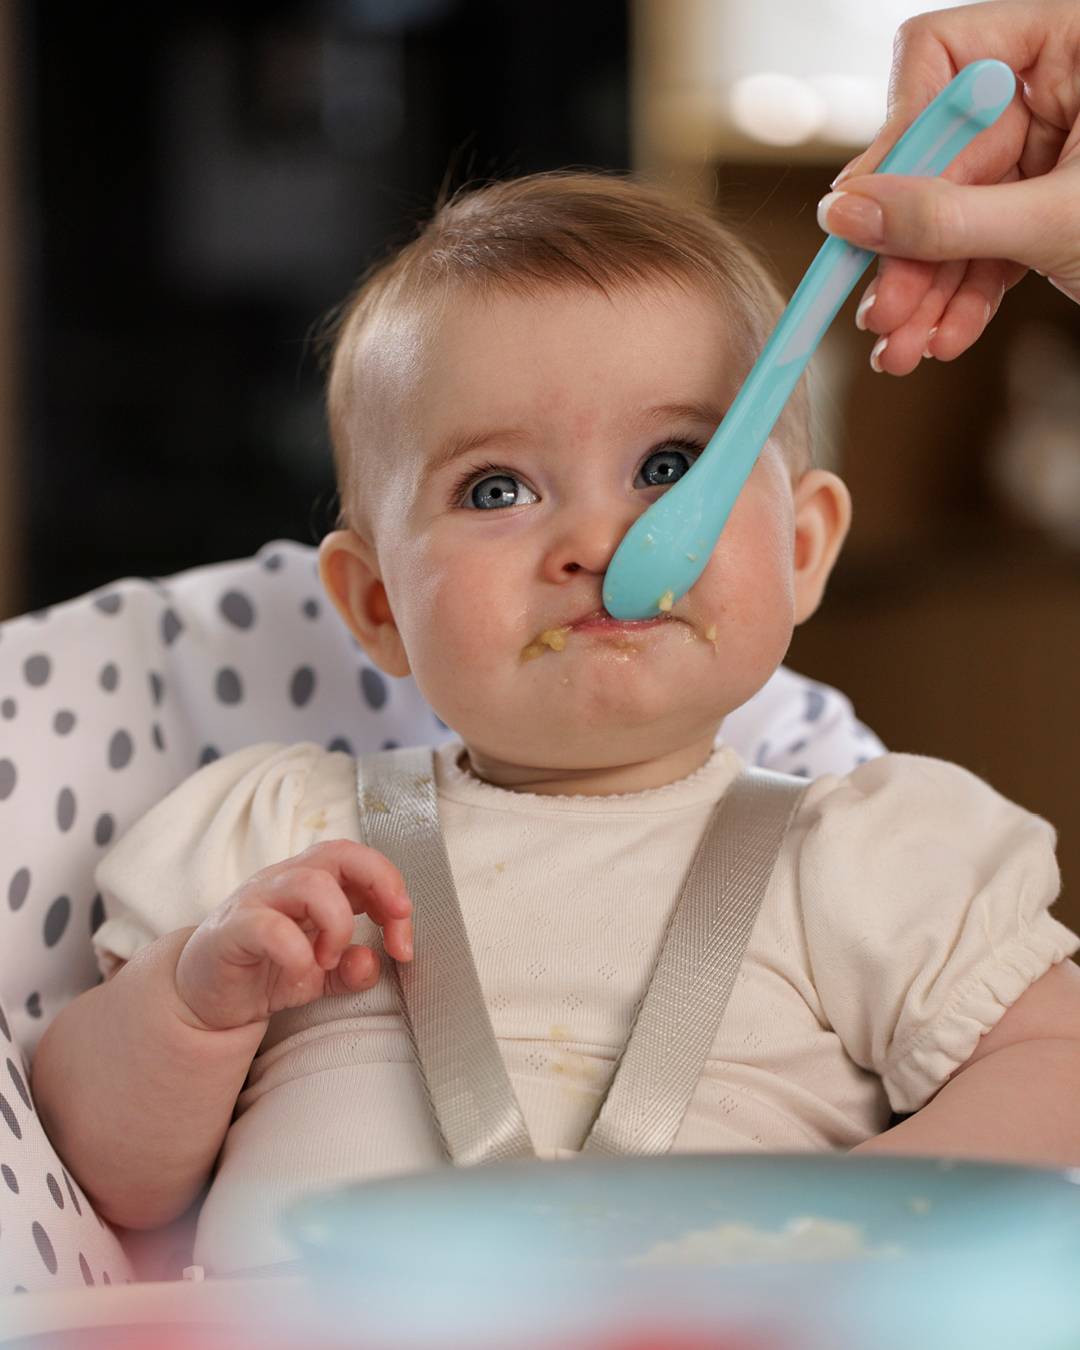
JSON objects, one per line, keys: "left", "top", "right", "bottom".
{"left": 602, "top": 59, "right": 1017, "bottom": 620}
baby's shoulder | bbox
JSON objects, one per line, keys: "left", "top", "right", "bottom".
{"left": 97, "top": 741, "right": 362, "bottom": 924}
{"left": 792, "top": 751, "right": 1057, "bottom": 900}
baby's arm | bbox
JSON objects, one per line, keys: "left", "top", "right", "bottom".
{"left": 32, "top": 839, "right": 412, "bottom": 1230}
{"left": 853, "top": 959, "right": 1080, "bottom": 1166}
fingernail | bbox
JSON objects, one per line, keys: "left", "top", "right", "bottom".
{"left": 817, "top": 191, "right": 885, "bottom": 247}
{"left": 870, "top": 336, "right": 888, "bottom": 373}
{"left": 855, "top": 289, "right": 876, "bottom": 332}
{"left": 922, "top": 326, "right": 938, "bottom": 360}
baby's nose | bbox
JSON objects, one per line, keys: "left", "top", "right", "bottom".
{"left": 542, "top": 502, "right": 639, "bottom": 583}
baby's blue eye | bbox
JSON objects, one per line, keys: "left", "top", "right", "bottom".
{"left": 636, "top": 448, "right": 693, "bottom": 489}
{"left": 469, "top": 475, "right": 536, "bottom": 510}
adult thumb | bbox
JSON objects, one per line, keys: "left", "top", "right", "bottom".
{"left": 818, "top": 170, "right": 1080, "bottom": 299}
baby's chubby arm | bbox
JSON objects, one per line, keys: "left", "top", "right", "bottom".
{"left": 32, "top": 839, "right": 412, "bottom": 1230}
{"left": 853, "top": 958, "right": 1080, "bottom": 1166}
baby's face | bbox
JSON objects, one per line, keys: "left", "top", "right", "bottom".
{"left": 325, "top": 281, "right": 840, "bottom": 787}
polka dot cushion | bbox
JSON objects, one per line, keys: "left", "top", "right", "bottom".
{"left": 0, "top": 537, "right": 884, "bottom": 1289}
{"left": 0, "top": 992, "right": 133, "bottom": 1292}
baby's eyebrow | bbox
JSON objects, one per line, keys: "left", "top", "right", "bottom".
{"left": 636, "top": 401, "right": 726, "bottom": 432}
{"left": 424, "top": 427, "right": 534, "bottom": 479}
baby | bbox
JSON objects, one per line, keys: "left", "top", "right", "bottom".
{"left": 33, "top": 174, "right": 1080, "bottom": 1276}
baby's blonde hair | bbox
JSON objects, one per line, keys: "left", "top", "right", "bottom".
{"left": 327, "top": 173, "right": 810, "bottom": 524}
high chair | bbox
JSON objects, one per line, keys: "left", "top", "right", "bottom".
{"left": 0, "top": 538, "right": 882, "bottom": 1299}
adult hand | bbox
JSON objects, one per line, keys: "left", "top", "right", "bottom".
{"left": 816, "top": 0, "right": 1080, "bottom": 374}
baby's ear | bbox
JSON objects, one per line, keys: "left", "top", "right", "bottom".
{"left": 318, "top": 531, "right": 411, "bottom": 678}
{"left": 791, "top": 470, "right": 852, "bottom": 624}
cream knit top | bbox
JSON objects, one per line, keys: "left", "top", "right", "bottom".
{"left": 93, "top": 741, "right": 1078, "bottom": 1274}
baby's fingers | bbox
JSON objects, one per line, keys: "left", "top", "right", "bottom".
{"left": 318, "top": 841, "right": 414, "bottom": 963}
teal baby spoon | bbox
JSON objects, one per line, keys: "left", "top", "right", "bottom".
{"left": 602, "top": 58, "right": 1017, "bottom": 620}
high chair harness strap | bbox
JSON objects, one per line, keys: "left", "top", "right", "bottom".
{"left": 356, "top": 747, "right": 807, "bottom": 1167}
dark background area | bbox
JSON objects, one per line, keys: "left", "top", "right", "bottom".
{"left": 21, "top": 0, "right": 629, "bottom": 610}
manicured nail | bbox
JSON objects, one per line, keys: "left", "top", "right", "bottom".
{"left": 855, "top": 288, "right": 876, "bottom": 331}
{"left": 817, "top": 191, "right": 885, "bottom": 247}
{"left": 870, "top": 336, "right": 888, "bottom": 373}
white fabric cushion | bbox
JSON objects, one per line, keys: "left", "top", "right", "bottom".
{"left": 0, "top": 993, "right": 133, "bottom": 1292}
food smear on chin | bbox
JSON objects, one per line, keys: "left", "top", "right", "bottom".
{"left": 521, "top": 627, "right": 571, "bottom": 661}
{"left": 657, "top": 590, "right": 675, "bottom": 612}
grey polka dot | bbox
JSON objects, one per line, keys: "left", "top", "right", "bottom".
{"left": 25, "top": 992, "right": 40, "bottom": 1019}
{"left": 200, "top": 745, "right": 221, "bottom": 766}
{"left": 53, "top": 710, "right": 75, "bottom": 735}
{"left": 0, "top": 759, "right": 15, "bottom": 799}
{"left": 62, "top": 1170, "right": 81, "bottom": 1215}
{"left": 46, "top": 1173, "right": 64, "bottom": 1208}
{"left": 219, "top": 590, "right": 255, "bottom": 629}
{"left": 23, "top": 654, "right": 50, "bottom": 687}
{"left": 360, "top": 667, "right": 387, "bottom": 710}
{"left": 0, "top": 1003, "right": 8, "bottom": 1039}
{"left": 44, "top": 896, "right": 71, "bottom": 947}
{"left": 7, "top": 1059, "right": 30, "bottom": 1110}
{"left": 2, "top": 1163, "right": 17, "bottom": 1193}
{"left": 804, "top": 689, "right": 826, "bottom": 722}
{"left": 381, "top": 739, "right": 399, "bottom": 751}
{"left": 792, "top": 766, "right": 810, "bottom": 779}
{"left": 303, "top": 598, "right": 320, "bottom": 619}
{"left": 8, "top": 868, "right": 29, "bottom": 911}
{"left": 290, "top": 666, "right": 316, "bottom": 707}
{"left": 152, "top": 722, "right": 165, "bottom": 750}
{"left": 433, "top": 713, "right": 449, "bottom": 731}
{"left": 1, "top": 698, "right": 14, "bottom": 718}
{"left": 99, "top": 663, "right": 119, "bottom": 692}
{"left": 161, "top": 608, "right": 183, "bottom": 645}
{"left": 56, "top": 787, "right": 76, "bottom": 832}
{"left": 108, "top": 730, "right": 134, "bottom": 769}
{"left": 149, "top": 671, "right": 164, "bottom": 705}
{"left": 215, "top": 668, "right": 243, "bottom": 704}
{"left": 0, "top": 1093, "right": 20, "bottom": 1138}
{"left": 327, "top": 736, "right": 353, "bottom": 755}
{"left": 93, "top": 593, "right": 122, "bottom": 615}
{"left": 32, "top": 1222, "right": 56, "bottom": 1274}
{"left": 263, "top": 552, "right": 283, "bottom": 571}
{"left": 29, "top": 608, "right": 49, "bottom": 622}
{"left": 79, "top": 1253, "right": 94, "bottom": 1286}
{"left": 786, "top": 738, "right": 808, "bottom": 756}
{"left": 90, "top": 895, "right": 106, "bottom": 934}
{"left": 94, "top": 814, "right": 114, "bottom": 847}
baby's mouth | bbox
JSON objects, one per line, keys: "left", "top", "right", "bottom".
{"left": 520, "top": 608, "right": 685, "bottom": 661}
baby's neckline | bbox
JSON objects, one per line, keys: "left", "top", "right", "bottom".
{"left": 437, "top": 740, "right": 742, "bottom": 812}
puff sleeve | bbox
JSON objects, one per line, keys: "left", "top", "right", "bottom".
{"left": 795, "top": 753, "right": 1079, "bottom": 1114}
{"left": 92, "top": 742, "right": 362, "bottom": 971}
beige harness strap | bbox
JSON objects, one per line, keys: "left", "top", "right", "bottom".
{"left": 357, "top": 750, "right": 807, "bottom": 1165}
{"left": 357, "top": 746, "right": 533, "bottom": 1167}
{"left": 580, "top": 766, "right": 807, "bottom": 1156}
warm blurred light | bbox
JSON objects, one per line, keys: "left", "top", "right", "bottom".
{"left": 729, "top": 74, "right": 826, "bottom": 146}
{"left": 636, "top": 0, "right": 971, "bottom": 166}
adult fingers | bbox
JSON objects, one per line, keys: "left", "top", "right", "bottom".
{"left": 867, "top": 260, "right": 967, "bottom": 375}
{"left": 818, "top": 171, "right": 1080, "bottom": 285}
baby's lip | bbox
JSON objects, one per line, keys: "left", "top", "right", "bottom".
{"left": 566, "top": 607, "right": 675, "bottom": 633}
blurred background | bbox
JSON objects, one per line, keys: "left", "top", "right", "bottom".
{"left": 1, "top": 0, "right": 1079, "bottom": 930}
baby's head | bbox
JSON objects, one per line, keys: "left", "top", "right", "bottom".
{"left": 320, "top": 174, "right": 850, "bottom": 792}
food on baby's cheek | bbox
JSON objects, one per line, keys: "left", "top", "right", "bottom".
{"left": 521, "top": 627, "right": 571, "bottom": 661}
{"left": 704, "top": 625, "right": 717, "bottom": 645}
{"left": 657, "top": 590, "right": 675, "bottom": 612}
